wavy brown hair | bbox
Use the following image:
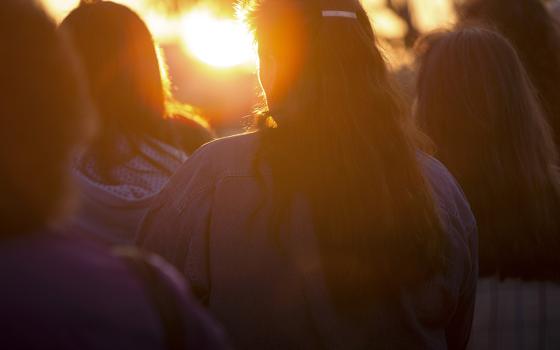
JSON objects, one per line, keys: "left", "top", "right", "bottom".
{"left": 242, "top": 0, "right": 447, "bottom": 312}
{"left": 0, "top": 0, "right": 93, "bottom": 235}
{"left": 460, "top": 0, "right": 560, "bottom": 150}
{"left": 60, "top": 2, "right": 211, "bottom": 182}
{"left": 415, "top": 27, "right": 560, "bottom": 280}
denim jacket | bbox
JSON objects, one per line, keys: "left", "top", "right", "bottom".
{"left": 138, "top": 132, "right": 478, "bottom": 350}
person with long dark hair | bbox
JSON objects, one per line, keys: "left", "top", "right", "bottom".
{"left": 460, "top": 0, "right": 560, "bottom": 149}
{"left": 0, "top": 0, "right": 228, "bottom": 349}
{"left": 415, "top": 27, "right": 560, "bottom": 349}
{"left": 59, "top": 1, "right": 213, "bottom": 244}
{"left": 138, "top": 0, "right": 477, "bottom": 348}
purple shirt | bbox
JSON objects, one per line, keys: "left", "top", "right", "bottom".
{"left": 0, "top": 231, "right": 230, "bottom": 350}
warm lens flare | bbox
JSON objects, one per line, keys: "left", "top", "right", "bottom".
{"left": 409, "top": 0, "right": 456, "bottom": 32}
{"left": 144, "top": 12, "right": 178, "bottom": 40}
{"left": 369, "top": 8, "right": 408, "bottom": 39}
{"left": 42, "top": 0, "right": 79, "bottom": 20}
{"left": 181, "top": 9, "right": 256, "bottom": 69}
{"left": 42, "top": 0, "right": 456, "bottom": 69}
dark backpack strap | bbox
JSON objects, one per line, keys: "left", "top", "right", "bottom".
{"left": 114, "top": 247, "right": 186, "bottom": 350}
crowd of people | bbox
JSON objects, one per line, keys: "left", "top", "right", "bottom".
{"left": 1, "top": 0, "right": 559, "bottom": 349}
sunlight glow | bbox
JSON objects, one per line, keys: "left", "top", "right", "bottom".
{"left": 370, "top": 8, "right": 408, "bottom": 39}
{"left": 42, "top": 0, "right": 79, "bottom": 20}
{"left": 144, "top": 12, "right": 179, "bottom": 41}
{"left": 41, "top": 0, "right": 456, "bottom": 70}
{"left": 362, "top": 0, "right": 408, "bottom": 40}
{"left": 181, "top": 9, "right": 256, "bottom": 69}
{"left": 410, "top": 0, "right": 456, "bottom": 32}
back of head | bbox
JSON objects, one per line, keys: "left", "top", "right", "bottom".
{"left": 415, "top": 27, "right": 560, "bottom": 280}
{"left": 60, "top": 1, "right": 169, "bottom": 179}
{"left": 460, "top": 0, "right": 560, "bottom": 148}
{"left": 0, "top": 0, "right": 92, "bottom": 236}
{"left": 243, "top": 0, "right": 446, "bottom": 312}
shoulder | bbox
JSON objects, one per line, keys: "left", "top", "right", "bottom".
{"left": 162, "top": 133, "right": 260, "bottom": 195}
{"left": 417, "top": 152, "right": 457, "bottom": 192}
{"left": 418, "top": 152, "right": 468, "bottom": 209}
{"left": 0, "top": 231, "right": 120, "bottom": 268}
{"left": 0, "top": 231, "right": 153, "bottom": 315}
{"left": 0, "top": 231, "right": 230, "bottom": 349}
{"left": 190, "top": 132, "right": 260, "bottom": 169}
{"left": 418, "top": 154, "right": 478, "bottom": 296}
{"left": 142, "top": 132, "right": 260, "bottom": 220}
{"left": 417, "top": 152, "right": 477, "bottom": 240}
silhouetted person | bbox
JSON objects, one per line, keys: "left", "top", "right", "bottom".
{"left": 415, "top": 27, "right": 560, "bottom": 349}
{"left": 60, "top": 1, "right": 212, "bottom": 244}
{"left": 460, "top": 0, "right": 560, "bottom": 150}
{"left": 138, "top": 0, "right": 478, "bottom": 348}
{"left": 387, "top": 0, "right": 420, "bottom": 47}
{"left": 0, "top": 1, "right": 228, "bottom": 349}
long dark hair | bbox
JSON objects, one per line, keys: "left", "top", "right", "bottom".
{"left": 60, "top": 1, "right": 207, "bottom": 181}
{"left": 0, "top": 0, "right": 93, "bottom": 235}
{"left": 243, "top": 0, "right": 446, "bottom": 311}
{"left": 415, "top": 27, "right": 560, "bottom": 280}
{"left": 460, "top": 0, "right": 560, "bottom": 149}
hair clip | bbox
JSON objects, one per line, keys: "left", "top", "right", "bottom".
{"left": 321, "top": 10, "right": 357, "bottom": 19}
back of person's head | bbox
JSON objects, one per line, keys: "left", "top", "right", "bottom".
{"left": 243, "top": 0, "right": 446, "bottom": 313}
{"left": 0, "top": 0, "right": 93, "bottom": 236}
{"left": 460, "top": 0, "right": 560, "bottom": 148}
{"left": 415, "top": 27, "right": 560, "bottom": 280}
{"left": 60, "top": 1, "right": 175, "bottom": 179}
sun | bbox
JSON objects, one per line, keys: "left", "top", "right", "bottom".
{"left": 181, "top": 8, "right": 256, "bottom": 69}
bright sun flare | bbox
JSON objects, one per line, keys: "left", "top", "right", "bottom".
{"left": 42, "top": 0, "right": 455, "bottom": 70}
{"left": 181, "top": 9, "right": 256, "bottom": 69}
